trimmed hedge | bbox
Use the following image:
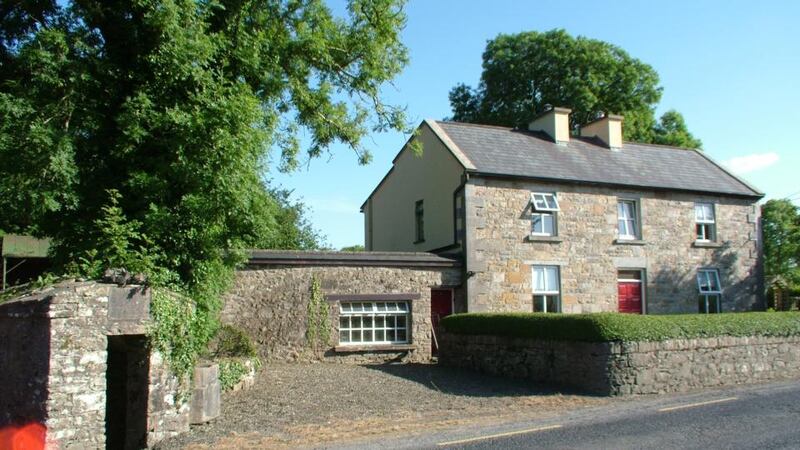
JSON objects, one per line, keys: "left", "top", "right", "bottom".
{"left": 440, "top": 312, "right": 800, "bottom": 342}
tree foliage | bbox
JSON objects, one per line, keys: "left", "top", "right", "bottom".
{"left": 448, "top": 29, "right": 702, "bottom": 148}
{"left": 0, "top": 0, "right": 409, "bottom": 371}
{"left": 762, "top": 199, "right": 800, "bottom": 290}
{"left": 340, "top": 244, "right": 365, "bottom": 251}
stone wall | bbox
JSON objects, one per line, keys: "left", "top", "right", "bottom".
{"left": 223, "top": 251, "right": 462, "bottom": 363}
{"left": 463, "top": 177, "right": 762, "bottom": 314}
{"left": 0, "top": 282, "right": 189, "bottom": 449}
{"left": 439, "top": 332, "right": 800, "bottom": 395}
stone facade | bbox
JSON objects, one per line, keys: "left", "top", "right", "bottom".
{"left": 0, "top": 282, "right": 189, "bottom": 449}
{"left": 440, "top": 332, "right": 800, "bottom": 396}
{"left": 463, "top": 177, "right": 763, "bottom": 314}
{"left": 223, "top": 252, "right": 462, "bottom": 363}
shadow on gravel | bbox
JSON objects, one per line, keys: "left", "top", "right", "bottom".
{"left": 362, "top": 363, "right": 575, "bottom": 398}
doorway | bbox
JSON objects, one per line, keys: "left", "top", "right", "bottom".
{"left": 106, "top": 335, "right": 150, "bottom": 450}
{"left": 617, "top": 270, "right": 644, "bottom": 314}
{"left": 431, "top": 289, "right": 454, "bottom": 355}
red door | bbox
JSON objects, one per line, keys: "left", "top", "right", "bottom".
{"left": 431, "top": 289, "right": 453, "bottom": 354}
{"left": 618, "top": 282, "right": 642, "bottom": 314}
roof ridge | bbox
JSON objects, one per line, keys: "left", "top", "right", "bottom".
{"left": 435, "top": 120, "right": 515, "bottom": 131}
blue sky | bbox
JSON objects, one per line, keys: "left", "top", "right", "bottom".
{"left": 270, "top": 0, "right": 800, "bottom": 249}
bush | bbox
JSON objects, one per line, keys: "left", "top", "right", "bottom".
{"left": 217, "top": 357, "right": 262, "bottom": 392}
{"left": 207, "top": 324, "right": 258, "bottom": 359}
{"left": 206, "top": 325, "right": 261, "bottom": 391}
{"left": 440, "top": 312, "right": 800, "bottom": 342}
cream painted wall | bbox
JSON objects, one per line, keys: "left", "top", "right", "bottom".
{"left": 365, "top": 124, "right": 465, "bottom": 251}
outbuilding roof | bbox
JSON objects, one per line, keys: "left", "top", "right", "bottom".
{"left": 434, "top": 120, "right": 762, "bottom": 198}
{"left": 247, "top": 250, "right": 461, "bottom": 268}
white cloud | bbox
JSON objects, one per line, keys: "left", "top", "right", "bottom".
{"left": 722, "top": 152, "right": 779, "bottom": 174}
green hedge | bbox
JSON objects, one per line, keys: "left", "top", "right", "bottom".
{"left": 440, "top": 312, "right": 800, "bottom": 342}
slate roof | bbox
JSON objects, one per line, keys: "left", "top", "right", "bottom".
{"left": 434, "top": 121, "right": 762, "bottom": 198}
{"left": 247, "top": 250, "right": 461, "bottom": 268}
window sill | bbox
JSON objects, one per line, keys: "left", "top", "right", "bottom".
{"left": 334, "top": 344, "right": 415, "bottom": 353}
{"left": 693, "top": 241, "right": 722, "bottom": 248}
{"left": 614, "top": 238, "right": 646, "bottom": 246}
{"left": 526, "top": 235, "right": 563, "bottom": 243}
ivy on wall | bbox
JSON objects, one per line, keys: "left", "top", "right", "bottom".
{"left": 305, "top": 276, "right": 331, "bottom": 352}
{"left": 148, "top": 288, "right": 206, "bottom": 384}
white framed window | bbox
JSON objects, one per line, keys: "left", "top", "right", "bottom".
{"left": 697, "top": 269, "right": 722, "bottom": 314}
{"left": 695, "top": 203, "right": 716, "bottom": 241}
{"left": 531, "top": 193, "right": 560, "bottom": 211}
{"left": 339, "top": 301, "right": 410, "bottom": 345}
{"left": 617, "top": 200, "right": 639, "bottom": 240}
{"left": 533, "top": 265, "right": 560, "bottom": 313}
{"left": 531, "top": 193, "right": 559, "bottom": 236}
{"left": 532, "top": 212, "right": 556, "bottom": 236}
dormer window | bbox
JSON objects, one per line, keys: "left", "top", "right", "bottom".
{"left": 531, "top": 193, "right": 560, "bottom": 236}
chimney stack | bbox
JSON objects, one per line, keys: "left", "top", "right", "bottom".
{"left": 528, "top": 106, "right": 571, "bottom": 145}
{"left": 580, "top": 114, "right": 623, "bottom": 149}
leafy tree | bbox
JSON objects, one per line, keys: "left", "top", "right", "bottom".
{"left": 0, "top": 0, "right": 409, "bottom": 370}
{"left": 258, "top": 188, "right": 327, "bottom": 251}
{"left": 762, "top": 199, "right": 800, "bottom": 291}
{"left": 651, "top": 110, "right": 702, "bottom": 149}
{"left": 449, "top": 29, "right": 702, "bottom": 148}
{"left": 340, "top": 244, "right": 365, "bottom": 252}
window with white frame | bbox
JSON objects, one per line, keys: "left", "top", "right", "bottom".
{"left": 695, "top": 203, "right": 716, "bottom": 241}
{"left": 338, "top": 301, "right": 410, "bottom": 345}
{"left": 531, "top": 193, "right": 560, "bottom": 236}
{"left": 697, "top": 269, "right": 722, "bottom": 314}
{"left": 617, "top": 200, "right": 639, "bottom": 240}
{"left": 533, "top": 265, "right": 560, "bottom": 313}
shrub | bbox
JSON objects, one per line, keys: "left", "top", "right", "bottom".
{"left": 440, "top": 312, "right": 800, "bottom": 342}
{"left": 206, "top": 325, "right": 261, "bottom": 391}
{"left": 217, "top": 357, "right": 262, "bottom": 392}
{"left": 207, "top": 324, "right": 258, "bottom": 359}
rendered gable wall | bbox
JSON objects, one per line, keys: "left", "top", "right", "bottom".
{"left": 365, "top": 124, "right": 464, "bottom": 252}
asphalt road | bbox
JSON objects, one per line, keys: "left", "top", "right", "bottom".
{"left": 332, "top": 380, "right": 800, "bottom": 450}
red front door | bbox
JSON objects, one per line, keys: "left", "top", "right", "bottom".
{"left": 431, "top": 289, "right": 453, "bottom": 354}
{"left": 618, "top": 282, "right": 642, "bottom": 314}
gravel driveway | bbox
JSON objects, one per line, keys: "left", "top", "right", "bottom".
{"left": 156, "top": 362, "right": 606, "bottom": 449}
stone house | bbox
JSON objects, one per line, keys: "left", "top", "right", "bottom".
{"left": 362, "top": 107, "right": 764, "bottom": 320}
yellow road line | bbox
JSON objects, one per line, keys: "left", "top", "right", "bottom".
{"left": 437, "top": 424, "right": 563, "bottom": 446}
{"left": 658, "top": 396, "right": 738, "bottom": 412}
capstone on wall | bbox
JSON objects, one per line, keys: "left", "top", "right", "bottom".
{"left": 223, "top": 258, "right": 462, "bottom": 363}
{"left": 440, "top": 333, "right": 800, "bottom": 395}
{"left": 463, "top": 177, "right": 762, "bottom": 314}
